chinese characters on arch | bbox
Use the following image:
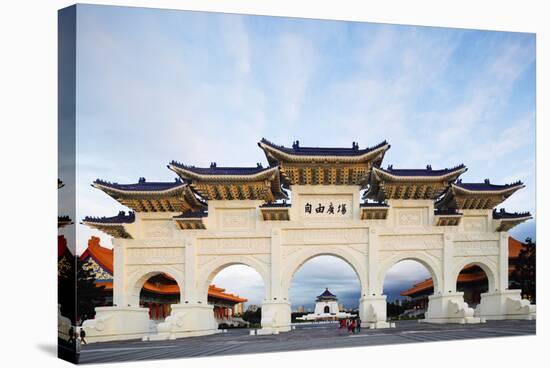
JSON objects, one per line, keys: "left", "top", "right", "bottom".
{"left": 299, "top": 195, "right": 353, "bottom": 219}
{"left": 304, "top": 201, "right": 347, "bottom": 215}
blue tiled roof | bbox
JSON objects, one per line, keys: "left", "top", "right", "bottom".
{"left": 492, "top": 208, "right": 531, "bottom": 219}
{"left": 259, "top": 138, "right": 389, "bottom": 156}
{"left": 83, "top": 211, "right": 135, "bottom": 224}
{"left": 360, "top": 201, "right": 389, "bottom": 207}
{"left": 259, "top": 201, "right": 291, "bottom": 208}
{"left": 169, "top": 161, "right": 272, "bottom": 175}
{"left": 434, "top": 209, "right": 462, "bottom": 216}
{"left": 173, "top": 210, "right": 208, "bottom": 219}
{"left": 317, "top": 288, "right": 337, "bottom": 298}
{"left": 93, "top": 178, "right": 185, "bottom": 191}
{"left": 454, "top": 179, "right": 523, "bottom": 191}
{"left": 380, "top": 164, "right": 467, "bottom": 177}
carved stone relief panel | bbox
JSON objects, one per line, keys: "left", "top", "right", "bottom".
{"left": 462, "top": 217, "right": 488, "bottom": 233}
{"left": 282, "top": 228, "right": 368, "bottom": 245}
{"left": 217, "top": 209, "right": 255, "bottom": 230}
{"left": 453, "top": 233, "right": 498, "bottom": 242}
{"left": 454, "top": 241, "right": 499, "bottom": 256}
{"left": 379, "top": 234, "right": 443, "bottom": 251}
{"left": 395, "top": 208, "right": 425, "bottom": 227}
{"left": 142, "top": 220, "right": 174, "bottom": 238}
{"left": 126, "top": 247, "right": 185, "bottom": 265}
{"left": 198, "top": 237, "right": 270, "bottom": 255}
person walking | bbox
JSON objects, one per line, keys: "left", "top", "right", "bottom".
{"left": 74, "top": 331, "right": 82, "bottom": 364}
{"left": 339, "top": 318, "right": 346, "bottom": 336}
{"left": 67, "top": 326, "right": 75, "bottom": 344}
{"left": 348, "top": 318, "right": 355, "bottom": 334}
{"left": 356, "top": 317, "right": 361, "bottom": 333}
{"left": 80, "top": 328, "right": 87, "bottom": 345}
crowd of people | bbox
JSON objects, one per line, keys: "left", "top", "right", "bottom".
{"left": 338, "top": 317, "right": 361, "bottom": 335}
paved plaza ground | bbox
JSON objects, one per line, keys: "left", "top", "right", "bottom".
{"left": 79, "top": 319, "right": 536, "bottom": 364}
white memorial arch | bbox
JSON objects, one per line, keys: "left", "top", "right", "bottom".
{"left": 81, "top": 139, "right": 535, "bottom": 342}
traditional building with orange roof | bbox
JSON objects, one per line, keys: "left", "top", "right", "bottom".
{"left": 80, "top": 236, "right": 248, "bottom": 325}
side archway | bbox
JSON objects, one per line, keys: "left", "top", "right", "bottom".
{"left": 376, "top": 252, "right": 443, "bottom": 296}
{"left": 451, "top": 258, "right": 498, "bottom": 294}
{"left": 126, "top": 266, "right": 184, "bottom": 307}
{"left": 197, "top": 255, "right": 271, "bottom": 303}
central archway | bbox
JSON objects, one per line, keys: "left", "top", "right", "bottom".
{"left": 282, "top": 247, "right": 367, "bottom": 299}
{"left": 287, "top": 252, "right": 363, "bottom": 324}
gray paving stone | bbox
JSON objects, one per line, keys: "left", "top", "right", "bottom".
{"left": 79, "top": 320, "right": 536, "bottom": 364}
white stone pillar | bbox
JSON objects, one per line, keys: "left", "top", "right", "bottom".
{"left": 442, "top": 233, "right": 454, "bottom": 294}
{"left": 367, "top": 228, "right": 378, "bottom": 296}
{"left": 183, "top": 239, "right": 198, "bottom": 303}
{"left": 475, "top": 232, "right": 536, "bottom": 320}
{"left": 270, "top": 228, "right": 281, "bottom": 301}
{"left": 424, "top": 234, "right": 481, "bottom": 324}
{"left": 497, "top": 232, "right": 509, "bottom": 292}
{"left": 144, "top": 238, "right": 218, "bottom": 341}
{"left": 259, "top": 228, "right": 291, "bottom": 334}
{"left": 359, "top": 228, "right": 390, "bottom": 328}
{"left": 112, "top": 238, "right": 128, "bottom": 307}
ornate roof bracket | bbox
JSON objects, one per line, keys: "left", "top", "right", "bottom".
{"left": 168, "top": 161, "right": 287, "bottom": 201}
{"left": 434, "top": 210, "right": 463, "bottom": 226}
{"left": 493, "top": 208, "right": 532, "bottom": 232}
{"left": 58, "top": 215, "right": 73, "bottom": 228}
{"left": 173, "top": 210, "right": 207, "bottom": 230}
{"left": 81, "top": 211, "right": 135, "bottom": 239}
{"left": 260, "top": 202, "right": 291, "bottom": 221}
{"left": 92, "top": 178, "right": 206, "bottom": 213}
{"left": 436, "top": 180, "right": 525, "bottom": 211}
{"left": 365, "top": 165, "right": 467, "bottom": 201}
{"left": 258, "top": 138, "right": 390, "bottom": 186}
{"left": 360, "top": 202, "right": 389, "bottom": 220}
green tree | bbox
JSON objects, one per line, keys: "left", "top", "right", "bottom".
{"left": 58, "top": 253, "right": 76, "bottom": 324}
{"left": 242, "top": 307, "right": 262, "bottom": 326}
{"left": 510, "top": 237, "right": 536, "bottom": 303}
{"left": 387, "top": 301, "right": 405, "bottom": 318}
{"left": 77, "top": 258, "right": 106, "bottom": 323}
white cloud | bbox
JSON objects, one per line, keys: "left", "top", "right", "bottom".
{"left": 263, "top": 32, "right": 318, "bottom": 124}
{"left": 221, "top": 15, "right": 251, "bottom": 75}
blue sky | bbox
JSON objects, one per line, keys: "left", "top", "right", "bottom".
{"left": 62, "top": 4, "right": 536, "bottom": 308}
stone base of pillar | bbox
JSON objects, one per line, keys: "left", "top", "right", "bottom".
{"left": 58, "top": 304, "right": 72, "bottom": 341}
{"left": 147, "top": 303, "right": 219, "bottom": 341}
{"left": 359, "top": 296, "right": 393, "bottom": 329}
{"left": 423, "top": 292, "right": 481, "bottom": 324}
{"left": 475, "top": 290, "right": 536, "bottom": 320}
{"left": 82, "top": 306, "right": 151, "bottom": 343}
{"left": 259, "top": 301, "right": 291, "bottom": 334}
